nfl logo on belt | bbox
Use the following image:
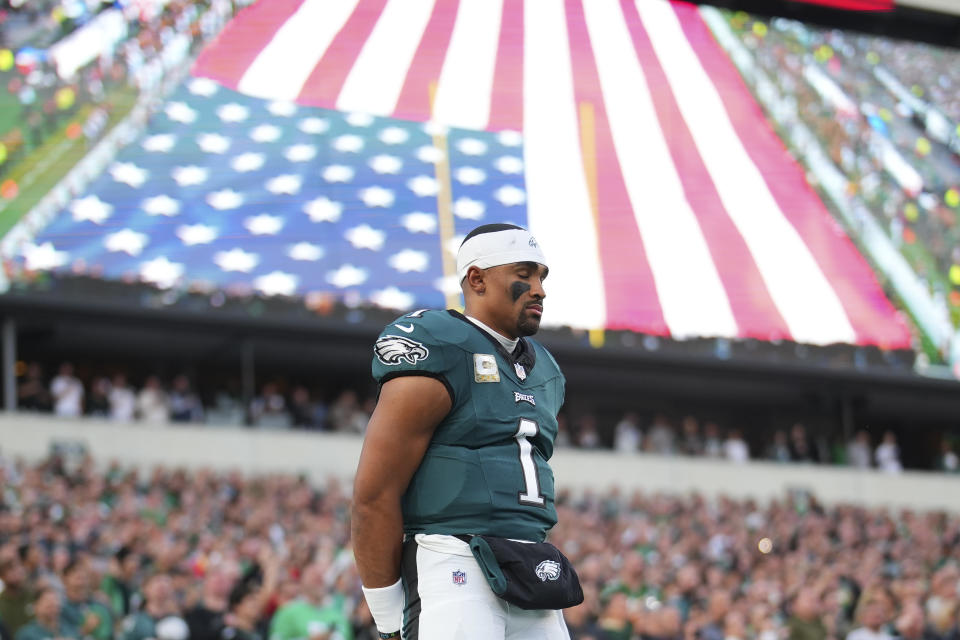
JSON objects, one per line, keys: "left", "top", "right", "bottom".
{"left": 452, "top": 570, "right": 467, "bottom": 586}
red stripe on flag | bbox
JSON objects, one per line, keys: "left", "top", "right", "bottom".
{"left": 620, "top": 0, "right": 791, "bottom": 342}
{"left": 191, "top": 0, "right": 305, "bottom": 90}
{"left": 564, "top": 0, "right": 668, "bottom": 335}
{"left": 487, "top": 0, "right": 525, "bottom": 132}
{"left": 296, "top": 0, "right": 390, "bottom": 109}
{"left": 671, "top": 1, "right": 910, "bottom": 348}
{"left": 788, "top": 0, "right": 893, "bottom": 10}
{"left": 392, "top": 0, "right": 460, "bottom": 122}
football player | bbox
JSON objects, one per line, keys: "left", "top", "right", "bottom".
{"left": 352, "top": 223, "right": 572, "bottom": 638}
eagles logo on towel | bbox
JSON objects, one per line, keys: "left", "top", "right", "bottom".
{"left": 374, "top": 335, "right": 429, "bottom": 366}
{"left": 535, "top": 560, "right": 561, "bottom": 582}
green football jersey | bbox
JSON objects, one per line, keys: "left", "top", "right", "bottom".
{"left": 372, "top": 309, "right": 565, "bottom": 542}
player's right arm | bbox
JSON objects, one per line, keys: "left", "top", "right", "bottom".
{"left": 351, "top": 374, "right": 452, "bottom": 587}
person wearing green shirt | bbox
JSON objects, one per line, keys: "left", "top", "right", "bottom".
{"left": 0, "top": 557, "right": 33, "bottom": 637}
{"left": 269, "top": 564, "right": 351, "bottom": 640}
{"left": 14, "top": 589, "right": 79, "bottom": 640}
{"left": 59, "top": 562, "right": 113, "bottom": 640}
{"left": 121, "top": 574, "right": 182, "bottom": 640}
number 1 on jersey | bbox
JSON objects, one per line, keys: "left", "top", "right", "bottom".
{"left": 515, "top": 418, "right": 546, "bottom": 506}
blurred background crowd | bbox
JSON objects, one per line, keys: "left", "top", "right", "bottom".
{"left": 13, "top": 360, "right": 960, "bottom": 473}
{"left": 2, "top": 454, "right": 960, "bottom": 640}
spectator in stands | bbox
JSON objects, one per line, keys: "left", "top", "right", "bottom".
{"left": 767, "top": 430, "right": 792, "bottom": 463}
{"left": 101, "top": 547, "right": 140, "bottom": 619}
{"left": 702, "top": 421, "right": 724, "bottom": 458}
{"left": 121, "top": 574, "right": 184, "bottom": 640}
{"left": 87, "top": 377, "right": 111, "bottom": 417}
{"left": 169, "top": 375, "right": 203, "bottom": 423}
{"left": 136, "top": 376, "right": 169, "bottom": 423}
{"left": 220, "top": 549, "right": 279, "bottom": 640}
{"left": 789, "top": 588, "right": 828, "bottom": 640}
{"left": 17, "top": 362, "right": 51, "bottom": 412}
{"left": 847, "top": 431, "right": 873, "bottom": 469}
{"left": 109, "top": 374, "right": 136, "bottom": 422}
{"left": 51, "top": 362, "right": 84, "bottom": 417}
{"left": 247, "top": 383, "right": 289, "bottom": 429}
{"left": 724, "top": 429, "right": 750, "bottom": 463}
{"left": 185, "top": 562, "right": 237, "bottom": 640}
{"left": 647, "top": 413, "right": 676, "bottom": 455}
{"left": 790, "top": 423, "right": 820, "bottom": 463}
{"left": 847, "top": 590, "right": 895, "bottom": 640}
{"left": 613, "top": 412, "right": 642, "bottom": 453}
{"left": 937, "top": 439, "right": 958, "bottom": 473}
{"left": 577, "top": 414, "right": 602, "bottom": 449}
{"left": 60, "top": 560, "right": 113, "bottom": 640}
{"left": 679, "top": 415, "right": 704, "bottom": 456}
{"left": 875, "top": 432, "right": 903, "bottom": 474}
{"left": 287, "top": 386, "right": 318, "bottom": 430}
{"left": 0, "top": 554, "right": 32, "bottom": 637}
{"left": 327, "top": 390, "right": 367, "bottom": 434}
{"left": 268, "top": 563, "right": 352, "bottom": 640}
{"left": 13, "top": 588, "right": 76, "bottom": 640}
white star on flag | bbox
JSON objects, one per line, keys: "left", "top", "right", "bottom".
{"left": 142, "top": 195, "right": 180, "bottom": 217}
{"left": 446, "top": 235, "right": 465, "bottom": 256}
{"left": 23, "top": 242, "right": 68, "bottom": 271}
{"left": 70, "top": 195, "right": 112, "bottom": 224}
{"left": 176, "top": 224, "right": 218, "bottom": 246}
{"left": 197, "top": 133, "right": 231, "bottom": 154}
{"left": 140, "top": 256, "right": 184, "bottom": 289}
{"left": 214, "top": 248, "right": 260, "bottom": 272}
{"left": 284, "top": 144, "right": 317, "bottom": 162}
{"left": 304, "top": 197, "right": 343, "bottom": 223}
{"left": 494, "top": 156, "right": 524, "bottom": 174}
{"left": 217, "top": 103, "right": 250, "bottom": 123}
{"left": 207, "top": 189, "right": 244, "bottom": 210}
{"left": 378, "top": 127, "right": 409, "bottom": 145}
{"left": 408, "top": 175, "right": 439, "bottom": 197}
{"left": 327, "top": 264, "right": 368, "bottom": 288}
{"left": 370, "top": 287, "right": 415, "bottom": 311}
{"left": 250, "top": 124, "right": 282, "bottom": 143}
{"left": 453, "top": 197, "right": 485, "bottom": 220}
{"left": 423, "top": 121, "right": 448, "bottom": 136}
{"left": 298, "top": 117, "right": 329, "bottom": 134}
{"left": 454, "top": 167, "right": 486, "bottom": 185}
{"left": 457, "top": 138, "right": 488, "bottom": 156}
{"left": 389, "top": 249, "right": 429, "bottom": 272}
{"left": 231, "top": 152, "right": 265, "bottom": 173}
{"left": 104, "top": 229, "right": 149, "bottom": 256}
{"left": 268, "top": 101, "right": 297, "bottom": 117}
{"left": 244, "top": 214, "right": 284, "bottom": 236}
{"left": 497, "top": 130, "right": 523, "bottom": 147}
{"left": 416, "top": 146, "right": 444, "bottom": 163}
{"left": 171, "top": 166, "right": 209, "bottom": 187}
{"left": 333, "top": 134, "right": 364, "bottom": 153}
{"left": 494, "top": 185, "right": 526, "bottom": 206}
{"left": 254, "top": 271, "right": 298, "bottom": 296}
{"left": 142, "top": 134, "right": 176, "bottom": 153}
{"left": 345, "top": 224, "right": 386, "bottom": 251}
{"left": 287, "top": 242, "right": 324, "bottom": 261}
{"left": 402, "top": 212, "right": 437, "bottom": 234}
{"left": 346, "top": 112, "right": 375, "bottom": 127}
{"left": 322, "top": 165, "right": 354, "bottom": 183}
{"left": 369, "top": 155, "right": 402, "bottom": 175}
{"left": 188, "top": 78, "right": 218, "bottom": 97}
{"left": 434, "top": 274, "right": 462, "bottom": 297}
{"left": 110, "top": 162, "right": 148, "bottom": 188}
{"left": 358, "top": 186, "right": 394, "bottom": 208}
{"left": 165, "top": 101, "right": 198, "bottom": 124}
{"left": 266, "top": 174, "right": 302, "bottom": 195}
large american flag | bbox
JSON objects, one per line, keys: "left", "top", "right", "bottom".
{"left": 22, "top": 0, "right": 911, "bottom": 348}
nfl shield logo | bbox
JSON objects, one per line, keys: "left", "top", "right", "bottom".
{"left": 514, "top": 362, "right": 527, "bottom": 381}
{"left": 452, "top": 570, "right": 467, "bottom": 586}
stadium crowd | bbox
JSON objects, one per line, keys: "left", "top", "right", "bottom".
{"left": 13, "top": 361, "right": 960, "bottom": 474}
{"left": 2, "top": 453, "right": 960, "bottom": 640}
{"left": 725, "top": 12, "right": 960, "bottom": 328}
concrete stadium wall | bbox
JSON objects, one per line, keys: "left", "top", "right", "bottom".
{"left": 1, "top": 413, "right": 957, "bottom": 512}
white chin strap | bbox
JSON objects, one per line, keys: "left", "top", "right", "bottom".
{"left": 457, "top": 228, "right": 548, "bottom": 281}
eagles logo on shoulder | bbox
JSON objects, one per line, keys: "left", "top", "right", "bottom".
{"left": 375, "top": 335, "right": 430, "bottom": 366}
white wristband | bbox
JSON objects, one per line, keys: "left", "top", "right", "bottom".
{"left": 361, "top": 578, "right": 404, "bottom": 634}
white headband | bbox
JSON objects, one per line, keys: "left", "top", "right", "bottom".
{"left": 457, "top": 228, "right": 548, "bottom": 282}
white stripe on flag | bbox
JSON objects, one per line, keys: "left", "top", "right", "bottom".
{"left": 582, "top": 0, "right": 737, "bottom": 339}
{"left": 637, "top": 0, "right": 856, "bottom": 345}
{"left": 336, "top": 0, "right": 437, "bottom": 116}
{"left": 237, "top": 0, "right": 360, "bottom": 101}
{"left": 430, "top": 0, "right": 503, "bottom": 129}
{"left": 523, "top": 0, "right": 606, "bottom": 331}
